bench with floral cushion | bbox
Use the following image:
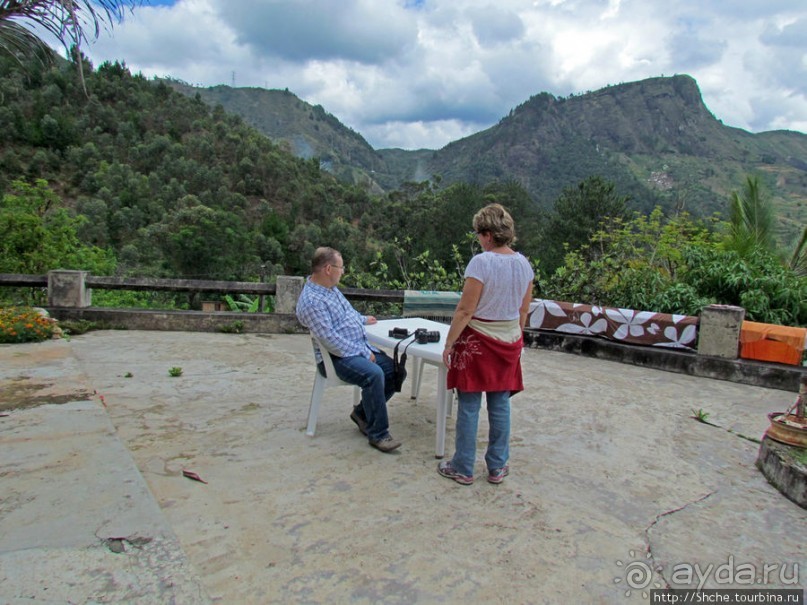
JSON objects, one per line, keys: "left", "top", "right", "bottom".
{"left": 527, "top": 299, "right": 699, "bottom": 351}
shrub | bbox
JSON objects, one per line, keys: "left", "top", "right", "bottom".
{"left": 543, "top": 208, "right": 807, "bottom": 326}
{"left": 0, "top": 307, "right": 58, "bottom": 343}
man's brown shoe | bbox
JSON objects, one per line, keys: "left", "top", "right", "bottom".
{"left": 350, "top": 407, "right": 368, "bottom": 436}
{"left": 370, "top": 435, "right": 402, "bottom": 453}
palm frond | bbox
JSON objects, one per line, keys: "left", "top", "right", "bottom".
{"left": 1, "top": 2, "right": 140, "bottom": 52}
{"left": 0, "top": 18, "right": 56, "bottom": 63}
{"left": 726, "top": 175, "right": 776, "bottom": 256}
{"left": 789, "top": 226, "right": 807, "bottom": 277}
{"left": 1, "top": 1, "right": 74, "bottom": 44}
{"left": 0, "top": 1, "right": 141, "bottom": 94}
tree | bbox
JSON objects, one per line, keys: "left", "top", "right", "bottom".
{"left": 543, "top": 206, "right": 806, "bottom": 326}
{"left": 725, "top": 175, "right": 776, "bottom": 257}
{"left": 0, "top": 178, "right": 115, "bottom": 299}
{"left": 0, "top": 1, "right": 141, "bottom": 93}
{"left": 724, "top": 175, "right": 807, "bottom": 277}
{"left": 149, "top": 198, "right": 253, "bottom": 280}
{"left": 543, "top": 208, "right": 718, "bottom": 311}
{"left": 539, "top": 176, "right": 630, "bottom": 272}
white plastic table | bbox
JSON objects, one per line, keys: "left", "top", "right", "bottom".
{"left": 364, "top": 317, "right": 453, "bottom": 458}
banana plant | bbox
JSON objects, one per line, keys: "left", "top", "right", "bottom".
{"left": 224, "top": 294, "right": 260, "bottom": 312}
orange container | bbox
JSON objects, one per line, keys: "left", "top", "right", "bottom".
{"left": 739, "top": 321, "right": 806, "bottom": 366}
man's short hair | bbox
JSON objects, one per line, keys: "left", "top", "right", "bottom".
{"left": 311, "top": 247, "right": 340, "bottom": 272}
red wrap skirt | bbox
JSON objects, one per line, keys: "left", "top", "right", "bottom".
{"left": 446, "top": 324, "right": 524, "bottom": 394}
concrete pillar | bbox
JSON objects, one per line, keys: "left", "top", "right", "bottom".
{"left": 697, "top": 304, "right": 745, "bottom": 359}
{"left": 275, "top": 276, "right": 304, "bottom": 314}
{"left": 48, "top": 270, "right": 91, "bottom": 308}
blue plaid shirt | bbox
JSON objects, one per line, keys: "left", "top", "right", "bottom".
{"left": 296, "top": 278, "right": 376, "bottom": 361}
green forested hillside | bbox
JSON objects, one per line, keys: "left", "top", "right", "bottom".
{"left": 176, "top": 75, "right": 807, "bottom": 250}
{"left": 164, "top": 80, "right": 388, "bottom": 194}
{"left": 422, "top": 76, "right": 807, "bottom": 246}
{"left": 0, "top": 55, "right": 539, "bottom": 288}
{"left": 0, "top": 54, "right": 384, "bottom": 280}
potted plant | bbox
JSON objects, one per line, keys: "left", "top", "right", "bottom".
{"left": 766, "top": 376, "right": 807, "bottom": 448}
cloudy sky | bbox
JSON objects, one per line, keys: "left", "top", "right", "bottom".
{"left": 76, "top": 0, "right": 806, "bottom": 150}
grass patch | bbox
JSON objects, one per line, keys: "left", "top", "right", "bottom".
{"left": 59, "top": 319, "right": 127, "bottom": 335}
{"left": 219, "top": 320, "right": 245, "bottom": 334}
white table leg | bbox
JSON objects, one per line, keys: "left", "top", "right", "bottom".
{"left": 435, "top": 366, "right": 451, "bottom": 458}
{"left": 410, "top": 357, "right": 423, "bottom": 400}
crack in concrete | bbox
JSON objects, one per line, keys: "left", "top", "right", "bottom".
{"left": 693, "top": 417, "right": 762, "bottom": 445}
{"left": 644, "top": 491, "right": 716, "bottom": 587}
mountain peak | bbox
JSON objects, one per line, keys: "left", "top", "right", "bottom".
{"left": 167, "top": 74, "right": 806, "bottom": 243}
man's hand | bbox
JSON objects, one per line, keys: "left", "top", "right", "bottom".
{"left": 365, "top": 316, "right": 378, "bottom": 325}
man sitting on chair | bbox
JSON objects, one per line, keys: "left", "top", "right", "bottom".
{"left": 296, "top": 247, "right": 401, "bottom": 453}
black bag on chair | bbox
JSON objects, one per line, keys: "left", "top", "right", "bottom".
{"left": 392, "top": 339, "right": 409, "bottom": 392}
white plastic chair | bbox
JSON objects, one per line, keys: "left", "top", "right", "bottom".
{"left": 306, "top": 336, "right": 360, "bottom": 436}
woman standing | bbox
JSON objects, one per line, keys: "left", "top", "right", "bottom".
{"left": 438, "top": 203, "right": 534, "bottom": 485}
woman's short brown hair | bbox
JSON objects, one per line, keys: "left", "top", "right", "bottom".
{"left": 473, "top": 203, "right": 517, "bottom": 247}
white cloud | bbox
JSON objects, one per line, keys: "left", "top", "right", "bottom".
{"left": 218, "top": 0, "right": 418, "bottom": 64}
{"left": 365, "top": 119, "right": 482, "bottom": 150}
{"left": 469, "top": 6, "right": 525, "bottom": 47}
{"left": 81, "top": 0, "right": 807, "bottom": 149}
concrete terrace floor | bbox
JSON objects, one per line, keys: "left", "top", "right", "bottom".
{"left": 0, "top": 330, "right": 804, "bottom": 604}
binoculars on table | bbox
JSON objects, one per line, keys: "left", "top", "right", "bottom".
{"left": 414, "top": 328, "right": 441, "bottom": 344}
{"left": 387, "top": 327, "right": 441, "bottom": 344}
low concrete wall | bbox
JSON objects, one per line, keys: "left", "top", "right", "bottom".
{"left": 46, "top": 307, "right": 806, "bottom": 392}
{"left": 756, "top": 437, "right": 807, "bottom": 509}
{"left": 524, "top": 329, "right": 805, "bottom": 392}
{"left": 27, "top": 272, "right": 805, "bottom": 392}
{"left": 48, "top": 270, "right": 91, "bottom": 308}
{"left": 47, "top": 307, "right": 306, "bottom": 335}
{"left": 697, "top": 304, "right": 745, "bottom": 358}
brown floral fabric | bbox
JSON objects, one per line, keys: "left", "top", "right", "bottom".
{"left": 528, "top": 299, "right": 699, "bottom": 351}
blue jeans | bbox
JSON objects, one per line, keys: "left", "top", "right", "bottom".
{"left": 331, "top": 350, "right": 396, "bottom": 441}
{"left": 451, "top": 390, "right": 511, "bottom": 477}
